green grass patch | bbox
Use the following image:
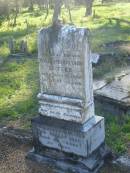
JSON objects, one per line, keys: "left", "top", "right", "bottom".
{"left": 93, "top": 55, "right": 128, "bottom": 79}
{"left": 0, "top": 42, "right": 10, "bottom": 59}
{"left": 96, "top": 104, "right": 130, "bottom": 154}
{"left": 0, "top": 58, "right": 39, "bottom": 121}
{"left": 0, "top": 3, "right": 130, "bottom": 56}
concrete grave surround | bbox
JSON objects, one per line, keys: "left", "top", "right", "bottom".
{"left": 94, "top": 69, "right": 130, "bottom": 115}
{"left": 27, "top": 25, "right": 106, "bottom": 173}
{"left": 38, "top": 25, "right": 95, "bottom": 123}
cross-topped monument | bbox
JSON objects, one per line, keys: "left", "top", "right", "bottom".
{"left": 27, "top": 23, "right": 106, "bottom": 173}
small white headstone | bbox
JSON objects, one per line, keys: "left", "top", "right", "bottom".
{"left": 91, "top": 53, "right": 100, "bottom": 64}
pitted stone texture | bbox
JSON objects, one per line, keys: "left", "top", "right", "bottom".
{"left": 27, "top": 146, "right": 105, "bottom": 173}
{"left": 32, "top": 115, "right": 105, "bottom": 157}
{"left": 38, "top": 25, "right": 94, "bottom": 123}
{"left": 95, "top": 72, "right": 130, "bottom": 106}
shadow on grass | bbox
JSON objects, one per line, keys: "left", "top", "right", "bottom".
{"left": 0, "top": 26, "right": 36, "bottom": 41}
{"left": 90, "top": 18, "right": 130, "bottom": 79}
{"left": 0, "top": 59, "right": 39, "bottom": 123}
{"left": 91, "top": 17, "right": 130, "bottom": 51}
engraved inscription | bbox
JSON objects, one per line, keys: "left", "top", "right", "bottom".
{"left": 39, "top": 101, "right": 82, "bottom": 120}
{"left": 35, "top": 116, "right": 105, "bottom": 157}
{"left": 38, "top": 126, "right": 84, "bottom": 151}
{"left": 38, "top": 26, "right": 87, "bottom": 98}
{"left": 40, "top": 55, "right": 84, "bottom": 98}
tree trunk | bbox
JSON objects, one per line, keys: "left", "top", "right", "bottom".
{"left": 101, "top": 0, "right": 104, "bottom": 5}
{"left": 13, "top": 0, "right": 19, "bottom": 26}
{"left": 13, "top": 12, "right": 18, "bottom": 26}
{"left": 44, "top": 4, "right": 49, "bottom": 20}
{"left": 64, "top": 0, "right": 73, "bottom": 23}
{"left": 85, "top": 0, "right": 94, "bottom": 17}
{"left": 29, "top": 0, "right": 34, "bottom": 11}
{"left": 68, "top": 6, "right": 72, "bottom": 23}
{"left": 52, "top": 0, "right": 62, "bottom": 24}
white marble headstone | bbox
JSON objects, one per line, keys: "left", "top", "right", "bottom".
{"left": 38, "top": 25, "right": 95, "bottom": 123}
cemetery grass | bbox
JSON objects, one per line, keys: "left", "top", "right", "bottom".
{"left": 0, "top": 58, "right": 39, "bottom": 128}
{"left": 0, "top": 58, "right": 130, "bottom": 155}
{"left": 96, "top": 105, "right": 130, "bottom": 155}
{"left": 0, "top": 3, "right": 130, "bottom": 78}
{"left": 0, "top": 2, "right": 130, "bottom": 56}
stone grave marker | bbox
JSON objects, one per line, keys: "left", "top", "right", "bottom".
{"left": 38, "top": 25, "right": 95, "bottom": 123}
{"left": 27, "top": 24, "right": 107, "bottom": 173}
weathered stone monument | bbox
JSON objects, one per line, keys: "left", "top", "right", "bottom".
{"left": 27, "top": 24, "right": 106, "bottom": 173}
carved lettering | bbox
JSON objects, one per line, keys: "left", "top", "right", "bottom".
{"left": 39, "top": 42, "right": 84, "bottom": 98}
{"left": 38, "top": 127, "right": 83, "bottom": 149}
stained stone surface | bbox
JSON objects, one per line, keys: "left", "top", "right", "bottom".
{"left": 94, "top": 70, "right": 130, "bottom": 106}
{"left": 27, "top": 25, "right": 106, "bottom": 172}
{"left": 38, "top": 25, "right": 95, "bottom": 123}
{"left": 32, "top": 115, "right": 105, "bottom": 157}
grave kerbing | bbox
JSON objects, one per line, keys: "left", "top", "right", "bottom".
{"left": 27, "top": 24, "right": 107, "bottom": 173}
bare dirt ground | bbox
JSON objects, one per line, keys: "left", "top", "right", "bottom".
{"left": 0, "top": 134, "right": 54, "bottom": 173}
{"left": 0, "top": 132, "right": 129, "bottom": 173}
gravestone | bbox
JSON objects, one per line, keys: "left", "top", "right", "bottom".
{"left": 38, "top": 25, "right": 95, "bottom": 123}
{"left": 27, "top": 24, "right": 107, "bottom": 173}
{"left": 20, "top": 40, "right": 28, "bottom": 54}
{"left": 8, "top": 38, "right": 15, "bottom": 54}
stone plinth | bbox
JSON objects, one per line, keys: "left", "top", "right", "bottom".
{"left": 32, "top": 115, "right": 105, "bottom": 157}
{"left": 27, "top": 114, "right": 106, "bottom": 172}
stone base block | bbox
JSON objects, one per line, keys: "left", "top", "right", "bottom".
{"left": 27, "top": 144, "right": 107, "bottom": 173}
{"left": 31, "top": 115, "right": 105, "bottom": 157}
